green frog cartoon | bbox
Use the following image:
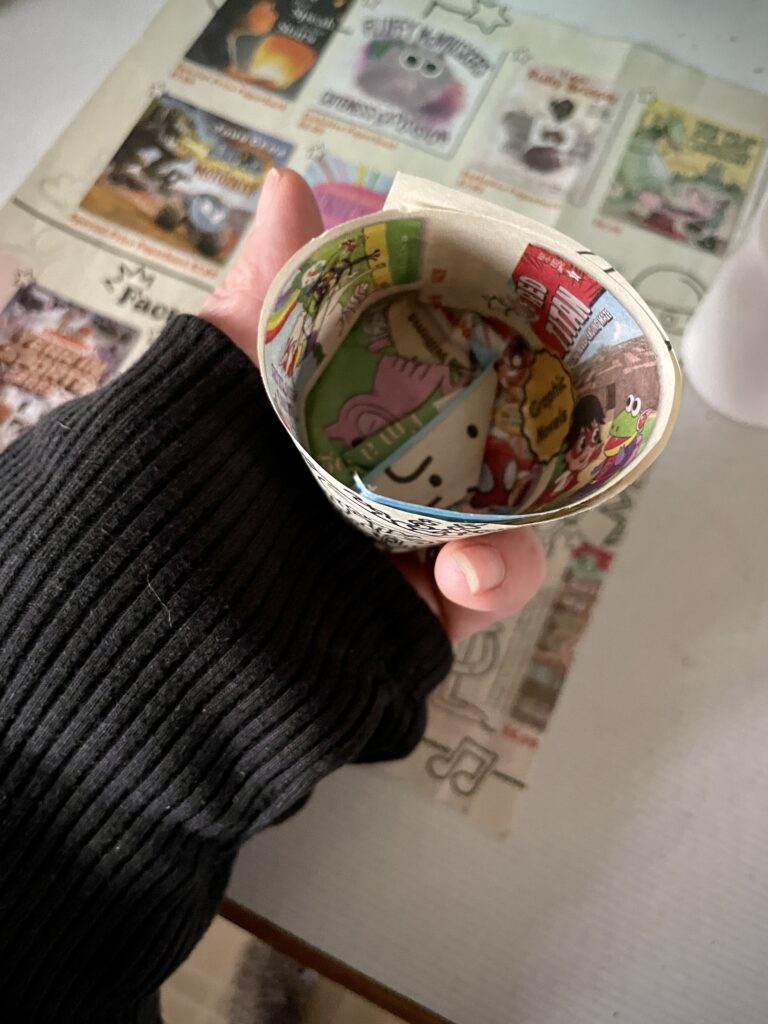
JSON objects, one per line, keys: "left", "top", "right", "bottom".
{"left": 588, "top": 393, "right": 656, "bottom": 489}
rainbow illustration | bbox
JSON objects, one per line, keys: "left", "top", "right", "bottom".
{"left": 265, "top": 283, "right": 301, "bottom": 342}
{"left": 305, "top": 155, "right": 394, "bottom": 229}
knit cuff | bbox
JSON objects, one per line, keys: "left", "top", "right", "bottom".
{"left": 0, "top": 313, "right": 452, "bottom": 1022}
{"left": 0, "top": 314, "right": 452, "bottom": 841}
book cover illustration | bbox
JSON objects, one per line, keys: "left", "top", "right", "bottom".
{"left": 602, "top": 97, "right": 764, "bottom": 255}
{"left": 0, "top": 281, "right": 139, "bottom": 449}
{"left": 315, "top": 11, "right": 499, "bottom": 157}
{"left": 186, "top": 0, "right": 352, "bottom": 99}
{"left": 472, "top": 63, "right": 619, "bottom": 206}
{"left": 305, "top": 153, "right": 394, "bottom": 228}
{"left": 81, "top": 94, "right": 293, "bottom": 265}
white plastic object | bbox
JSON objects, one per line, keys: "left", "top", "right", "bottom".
{"left": 682, "top": 189, "right": 768, "bottom": 428}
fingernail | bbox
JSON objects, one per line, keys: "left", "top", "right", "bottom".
{"left": 452, "top": 545, "right": 506, "bottom": 595}
{"left": 260, "top": 167, "right": 281, "bottom": 196}
{"left": 255, "top": 168, "right": 283, "bottom": 226}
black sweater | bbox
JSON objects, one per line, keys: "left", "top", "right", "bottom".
{"left": 0, "top": 315, "right": 452, "bottom": 1023}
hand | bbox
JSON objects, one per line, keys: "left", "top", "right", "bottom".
{"left": 202, "top": 168, "right": 545, "bottom": 643}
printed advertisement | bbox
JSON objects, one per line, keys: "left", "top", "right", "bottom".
{"left": 602, "top": 97, "right": 764, "bottom": 254}
{"left": 81, "top": 94, "right": 293, "bottom": 267}
{"left": 185, "top": 0, "right": 353, "bottom": 99}
{"left": 387, "top": 487, "right": 634, "bottom": 834}
{"left": 305, "top": 153, "right": 394, "bottom": 228}
{"left": 0, "top": 280, "right": 139, "bottom": 449}
{"left": 473, "top": 63, "right": 620, "bottom": 206}
{"left": 315, "top": 12, "right": 500, "bottom": 156}
{"left": 2, "top": 0, "right": 768, "bottom": 831}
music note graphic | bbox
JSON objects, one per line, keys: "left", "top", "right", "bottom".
{"left": 426, "top": 737, "right": 498, "bottom": 796}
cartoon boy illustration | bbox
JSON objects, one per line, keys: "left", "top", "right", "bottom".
{"left": 470, "top": 338, "right": 538, "bottom": 512}
{"left": 537, "top": 393, "right": 605, "bottom": 505}
{"left": 496, "top": 336, "right": 535, "bottom": 399}
{"left": 278, "top": 260, "right": 326, "bottom": 377}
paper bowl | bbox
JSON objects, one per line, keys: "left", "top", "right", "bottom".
{"left": 258, "top": 209, "right": 681, "bottom": 549}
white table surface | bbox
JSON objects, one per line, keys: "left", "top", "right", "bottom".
{"left": 2, "top": 3, "right": 768, "bottom": 1023}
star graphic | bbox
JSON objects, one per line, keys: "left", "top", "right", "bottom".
{"left": 467, "top": 0, "right": 513, "bottom": 34}
{"left": 14, "top": 267, "right": 35, "bottom": 289}
{"left": 149, "top": 81, "right": 165, "bottom": 100}
{"left": 636, "top": 87, "right": 656, "bottom": 104}
{"left": 307, "top": 143, "right": 326, "bottom": 162}
{"left": 104, "top": 262, "right": 155, "bottom": 294}
{"left": 512, "top": 45, "right": 532, "bottom": 63}
{"left": 422, "top": 0, "right": 476, "bottom": 18}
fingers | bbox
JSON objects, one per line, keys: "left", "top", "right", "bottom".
{"left": 200, "top": 168, "right": 324, "bottom": 363}
{"left": 392, "top": 529, "right": 545, "bottom": 645}
{"left": 433, "top": 528, "right": 546, "bottom": 642}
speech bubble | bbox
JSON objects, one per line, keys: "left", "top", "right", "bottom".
{"left": 522, "top": 351, "right": 574, "bottom": 461}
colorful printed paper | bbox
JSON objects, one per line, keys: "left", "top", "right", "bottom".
{"left": 186, "top": 0, "right": 352, "bottom": 99}
{"left": 2, "top": 0, "right": 766, "bottom": 832}
{"left": 315, "top": 10, "right": 500, "bottom": 156}
{"left": 81, "top": 94, "right": 292, "bottom": 266}
{"left": 472, "top": 63, "right": 620, "bottom": 207}
{"left": 0, "top": 279, "right": 140, "bottom": 448}
{"left": 259, "top": 190, "right": 679, "bottom": 549}
{"left": 602, "top": 98, "right": 764, "bottom": 255}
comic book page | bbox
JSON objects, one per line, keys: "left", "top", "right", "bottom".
{"left": 1, "top": 0, "right": 767, "bottom": 833}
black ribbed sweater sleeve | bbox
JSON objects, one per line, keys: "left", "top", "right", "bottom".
{"left": 0, "top": 315, "right": 452, "bottom": 1024}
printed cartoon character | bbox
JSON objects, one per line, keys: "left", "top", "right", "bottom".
{"left": 273, "top": 246, "right": 382, "bottom": 378}
{"left": 327, "top": 356, "right": 457, "bottom": 446}
{"left": 365, "top": 368, "right": 497, "bottom": 510}
{"left": 632, "top": 176, "right": 731, "bottom": 252}
{"left": 276, "top": 260, "right": 325, "bottom": 376}
{"left": 589, "top": 393, "right": 655, "bottom": 487}
{"left": 496, "top": 336, "right": 535, "bottom": 398}
{"left": 357, "top": 41, "right": 465, "bottom": 120}
{"left": 612, "top": 112, "right": 686, "bottom": 200}
{"left": 536, "top": 394, "right": 605, "bottom": 505}
{"left": 304, "top": 247, "right": 381, "bottom": 318}
{"left": 470, "top": 338, "right": 538, "bottom": 511}
{"left": 503, "top": 97, "right": 593, "bottom": 174}
{"left": 471, "top": 432, "right": 536, "bottom": 510}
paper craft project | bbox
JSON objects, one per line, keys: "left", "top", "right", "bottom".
{"left": 260, "top": 176, "right": 681, "bottom": 549}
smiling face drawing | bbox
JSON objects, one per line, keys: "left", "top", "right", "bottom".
{"left": 367, "top": 369, "right": 498, "bottom": 509}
